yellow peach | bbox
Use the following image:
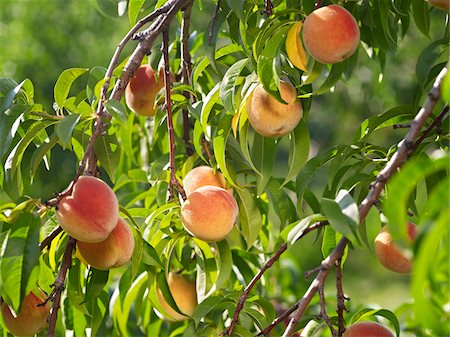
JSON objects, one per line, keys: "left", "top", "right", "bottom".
{"left": 1, "top": 290, "right": 51, "bottom": 337}
{"left": 56, "top": 176, "right": 119, "bottom": 243}
{"left": 156, "top": 272, "right": 197, "bottom": 321}
{"left": 343, "top": 321, "right": 394, "bottom": 337}
{"left": 180, "top": 186, "right": 238, "bottom": 242}
{"left": 77, "top": 217, "right": 134, "bottom": 270}
{"left": 125, "top": 64, "right": 164, "bottom": 117}
{"left": 182, "top": 166, "right": 228, "bottom": 197}
{"left": 246, "top": 80, "right": 303, "bottom": 138}
{"left": 303, "top": 5, "right": 360, "bottom": 64}
{"left": 374, "top": 222, "right": 417, "bottom": 274}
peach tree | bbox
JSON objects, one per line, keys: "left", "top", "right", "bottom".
{"left": 0, "top": 0, "right": 448, "bottom": 336}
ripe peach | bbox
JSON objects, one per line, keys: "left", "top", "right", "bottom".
{"left": 246, "top": 80, "right": 303, "bottom": 138}
{"left": 156, "top": 272, "right": 197, "bottom": 321}
{"left": 56, "top": 176, "right": 119, "bottom": 243}
{"left": 1, "top": 290, "right": 51, "bottom": 337}
{"left": 182, "top": 166, "right": 228, "bottom": 197}
{"left": 374, "top": 222, "right": 417, "bottom": 274}
{"left": 343, "top": 321, "right": 394, "bottom": 337}
{"left": 427, "top": 0, "right": 449, "bottom": 10}
{"left": 180, "top": 186, "right": 238, "bottom": 242}
{"left": 76, "top": 217, "right": 135, "bottom": 270}
{"left": 125, "top": 64, "right": 164, "bottom": 117}
{"left": 303, "top": 5, "right": 360, "bottom": 64}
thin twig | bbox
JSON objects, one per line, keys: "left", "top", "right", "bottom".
{"left": 413, "top": 105, "right": 448, "bottom": 150}
{"left": 256, "top": 303, "right": 300, "bottom": 336}
{"left": 335, "top": 258, "right": 347, "bottom": 336}
{"left": 281, "top": 68, "right": 447, "bottom": 337}
{"left": 318, "top": 285, "right": 336, "bottom": 337}
{"left": 39, "top": 226, "right": 63, "bottom": 251}
{"left": 226, "top": 221, "right": 327, "bottom": 337}
{"left": 46, "top": 237, "right": 76, "bottom": 337}
{"left": 181, "top": 4, "right": 194, "bottom": 156}
{"left": 208, "top": 0, "right": 221, "bottom": 45}
{"left": 162, "top": 29, "right": 187, "bottom": 201}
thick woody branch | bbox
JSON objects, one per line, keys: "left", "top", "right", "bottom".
{"left": 281, "top": 68, "right": 447, "bottom": 337}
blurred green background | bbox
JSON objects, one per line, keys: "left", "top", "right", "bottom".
{"left": 0, "top": 0, "right": 447, "bottom": 330}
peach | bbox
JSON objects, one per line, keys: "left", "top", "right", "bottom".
{"left": 374, "top": 222, "right": 417, "bottom": 274}
{"left": 125, "top": 64, "right": 164, "bottom": 117}
{"left": 343, "top": 321, "right": 394, "bottom": 337}
{"left": 56, "top": 176, "right": 119, "bottom": 243}
{"left": 76, "top": 217, "right": 134, "bottom": 270}
{"left": 182, "top": 166, "right": 228, "bottom": 197}
{"left": 1, "top": 289, "right": 51, "bottom": 337}
{"left": 180, "top": 186, "right": 238, "bottom": 242}
{"left": 246, "top": 80, "right": 303, "bottom": 138}
{"left": 156, "top": 272, "right": 197, "bottom": 321}
{"left": 302, "top": 5, "right": 360, "bottom": 64}
{"left": 427, "top": 0, "right": 449, "bottom": 10}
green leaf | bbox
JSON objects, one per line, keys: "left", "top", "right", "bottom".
{"left": 314, "top": 62, "right": 345, "bottom": 95}
{"left": 205, "top": 240, "right": 232, "bottom": 297}
{"left": 220, "top": 58, "right": 249, "bottom": 113}
{"left": 0, "top": 212, "right": 40, "bottom": 312}
{"left": 105, "top": 99, "right": 128, "bottom": 125}
{"left": 93, "top": 133, "right": 121, "bottom": 182}
{"left": 54, "top": 68, "right": 88, "bottom": 111}
{"left": 322, "top": 189, "right": 359, "bottom": 244}
{"left": 213, "top": 113, "right": 238, "bottom": 188}
{"left": 85, "top": 269, "right": 109, "bottom": 300}
{"left": 30, "top": 132, "right": 59, "bottom": 179}
{"left": 235, "top": 188, "right": 262, "bottom": 249}
{"left": 55, "top": 113, "right": 81, "bottom": 148}
{"left": 283, "top": 214, "right": 326, "bottom": 246}
{"left": 252, "top": 133, "right": 276, "bottom": 196}
{"left": 281, "top": 119, "right": 310, "bottom": 187}
{"left": 0, "top": 79, "right": 23, "bottom": 114}
{"left": 128, "top": 0, "right": 146, "bottom": 25}
{"left": 201, "top": 83, "right": 221, "bottom": 134}
{"left": 412, "top": 0, "right": 430, "bottom": 37}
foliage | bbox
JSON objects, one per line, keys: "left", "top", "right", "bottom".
{"left": 0, "top": 0, "right": 449, "bottom": 336}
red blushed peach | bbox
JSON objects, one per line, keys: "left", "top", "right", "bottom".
{"left": 156, "top": 272, "right": 197, "bottom": 321}
{"left": 77, "top": 217, "right": 134, "bottom": 270}
{"left": 180, "top": 186, "right": 238, "bottom": 242}
{"left": 125, "top": 64, "right": 164, "bottom": 117}
{"left": 56, "top": 176, "right": 119, "bottom": 243}
{"left": 374, "top": 222, "right": 417, "bottom": 274}
{"left": 182, "top": 166, "right": 229, "bottom": 197}
{"left": 246, "top": 80, "right": 303, "bottom": 138}
{"left": 343, "top": 321, "right": 394, "bottom": 337}
{"left": 303, "top": 5, "right": 360, "bottom": 64}
{"left": 1, "top": 290, "right": 51, "bottom": 337}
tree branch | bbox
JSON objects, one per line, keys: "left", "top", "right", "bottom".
{"left": 39, "top": 226, "right": 63, "bottom": 251}
{"left": 226, "top": 221, "right": 327, "bottom": 337}
{"left": 335, "top": 258, "right": 347, "bottom": 336}
{"left": 281, "top": 67, "right": 447, "bottom": 336}
{"left": 162, "top": 30, "right": 187, "bottom": 202}
{"left": 45, "top": 237, "right": 76, "bottom": 337}
{"left": 181, "top": 4, "right": 194, "bottom": 156}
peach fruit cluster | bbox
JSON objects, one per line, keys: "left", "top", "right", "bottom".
{"left": 56, "top": 176, "right": 134, "bottom": 270}
{"left": 180, "top": 166, "right": 238, "bottom": 242}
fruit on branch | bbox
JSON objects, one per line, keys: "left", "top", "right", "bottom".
{"left": 76, "top": 217, "right": 135, "bottom": 270}
{"left": 426, "top": 0, "right": 449, "bottom": 10}
{"left": 180, "top": 186, "right": 238, "bottom": 242}
{"left": 374, "top": 222, "right": 417, "bottom": 274}
{"left": 56, "top": 176, "right": 119, "bottom": 242}
{"left": 302, "top": 4, "right": 360, "bottom": 64}
{"left": 246, "top": 80, "right": 303, "bottom": 138}
{"left": 156, "top": 272, "right": 197, "bottom": 321}
{"left": 125, "top": 64, "right": 164, "bottom": 117}
{"left": 285, "top": 21, "right": 308, "bottom": 71}
{"left": 182, "top": 166, "right": 229, "bottom": 197}
{"left": 342, "top": 321, "right": 394, "bottom": 337}
{"left": 1, "top": 289, "right": 51, "bottom": 337}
